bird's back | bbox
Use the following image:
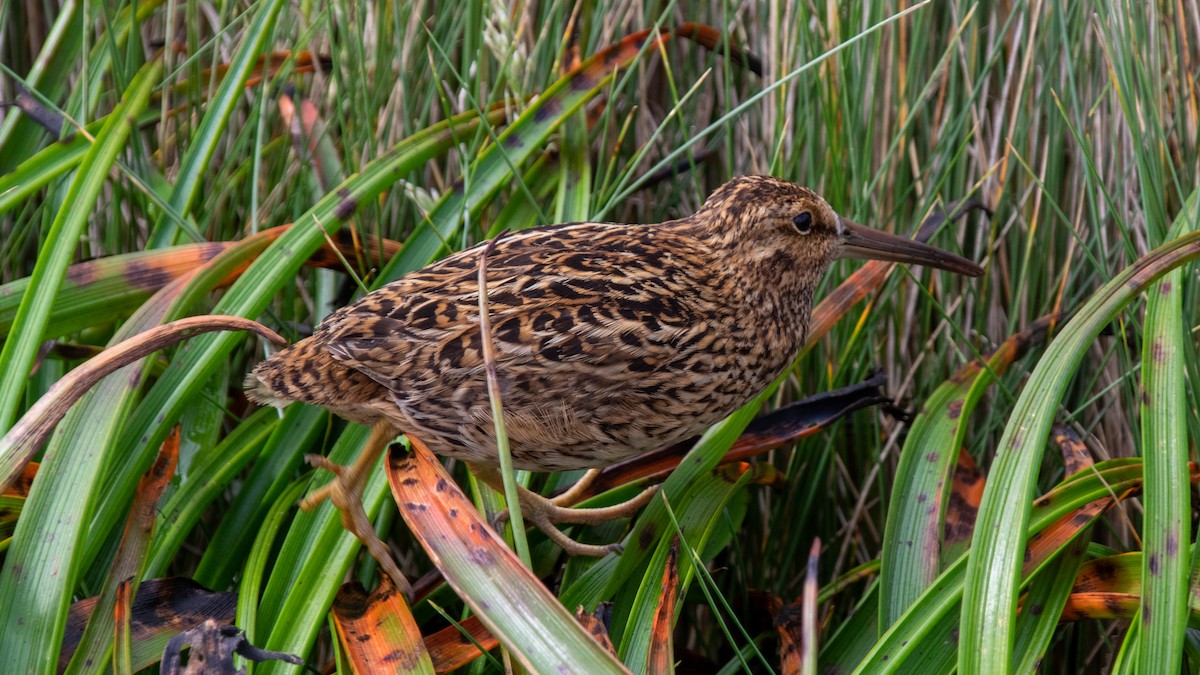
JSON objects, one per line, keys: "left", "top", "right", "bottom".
{"left": 248, "top": 219, "right": 801, "bottom": 470}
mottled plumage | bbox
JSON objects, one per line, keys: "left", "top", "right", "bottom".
{"left": 246, "top": 176, "right": 982, "bottom": 588}
{"left": 248, "top": 176, "right": 980, "bottom": 473}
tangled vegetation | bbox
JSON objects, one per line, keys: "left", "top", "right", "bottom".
{"left": 1, "top": 0, "right": 1198, "bottom": 672}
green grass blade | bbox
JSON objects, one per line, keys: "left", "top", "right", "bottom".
{"left": 238, "top": 477, "right": 309, "bottom": 652}
{"left": 0, "top": 59, "right": 161, "bottom": 433}
{"left": 144, "top": 408, "right": 277, "bottom": 578}
{"left": 377, "top": 28, "right": 678, "bottom": 284}
{"left": 0, "top": 245, "right": 179, "bottom": 675}
{"left": 192, "top": 405, "right": 327, "bottom": 588}
{"left": 87, "top": 109, "right": 502, "bottom": 558}
{"left": 74, "top": 234, "right": 304, "bottom": 567}
{"left": 145, "top": 0, "right": 287, "bottom": 248}
{"left": 486, "top": 153, "right": 561, "bottom": 237}
{"left": 960, "top": 200, "right": 1200, "bottom": 674}
{"left": 1112, "top": 614, "right": 1141, "bottom": 674}
{"left": 62, "top": 0, "right": 164, "bottom": 138}
{"left": 0, "top": 115, "right": 92, "bottom": 216}
{"left": 596, "top": 2, "right": 932, "bottom": 216}
{"left": 554, "top": 62, "right": 592, "bottom": 223}
{"left": 880, "top": 319, "right": 1050, "bottom": 628}
{"left": 820, "top": 586, "right": 880, "bottom": 671}
{"left": 0, "top": 4, "right": 82, "bottom": 171}
{"left": 1137, "top": 223, "right": 1195, "bottom": 671}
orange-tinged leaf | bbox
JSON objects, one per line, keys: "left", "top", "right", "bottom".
{"left": 386, "top": 437, "right": 631, "bottom": 674}
{"left": 673, "top": 22, "right": 762, "bottom": 75}
{"left": 113, "top": 578, "right": 133, "bottom": 674}
{"left": 423, "top": 616, "right": 497, "bottom": 673}
{"left": 2, "top": 462, "right": 37, "bottom": 498}
{"left": 575, "top": 606, "right": 618, "bottom": 657}
{"left": 205, "top": 224, "right": 401, "bottom": 287}
{"left": 70, "top": 224, "right": 389, "bottom": 290}
{"left": 67, "top": 243, "right": 226, "bottom": 294}
{"left": 776, "top": 599, "right": 803, "bottom": 675}
{"left": 1056, "top": 553, "right": 1195, "bottom": 622}
{"left": 647, "top": 537, "right": 681, "bottom": 674}
{"left": 159, "top": 50, "right": 333, "bottom": 100}
{"left": 1024, "top": 490, "right": 1133, "bottom": 577}
{"left": 331, "top": 577, "right": 434, "bottom": 674}
{"left": 1072, "top": 553, "right": 1142, "bottom": 594}
{"left": 135, "top": 428, "right": 179, "bottom": 525}
{"left": 1059, "top": 593, "right": 1142, "bottom": 622}
{"left": 243, "top": 50, "right": 332, "bottom": 88}
{"left": 65, "top": 427, "right": 180, "bottom": 673}
{"left": 943, "top": 449, "right": 985, "bottom": 550}
{"left": 1052, "top": 424, "right": 1093, "bottom": 477}
{"left": 752, "top": 590, "right": 785, "bottom": 636}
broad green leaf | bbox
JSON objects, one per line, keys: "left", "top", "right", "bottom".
{"left": 146, "top": 0, "right": 287, "bottom": 248}
{"left": 859, "top": 459, "right": 1147, "bottom": 672}
{"left": 960, "top": 207, "right": 1200, "bottom": 674}
{"left": 0, "top": 59, "right": 161, "bottom": 432}
{"left": 84, "top": 107, "right": 505, "bottom": 567}
{"left": 880, "top": 317, "right": 1053, "bottom": 628}
{"left": 1136, "top": 202, "right": 1195, "bottom": 672}
{"left": 0, "top": 60, "right": 163, "bottom": 675}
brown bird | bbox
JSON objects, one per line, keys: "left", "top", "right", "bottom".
{"left": 247, "top": 175, "right": 982, "bottom": 594}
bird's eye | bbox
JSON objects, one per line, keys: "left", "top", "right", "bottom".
{"left": 793, "top": 212, "right": 813, "bottom": 234}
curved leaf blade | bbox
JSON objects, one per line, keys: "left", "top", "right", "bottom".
{"left": 389, "top": 437, "right": 630, "bottom": 674}
{"left": 960, "top": 199, "right": 1200, "bottom": 674}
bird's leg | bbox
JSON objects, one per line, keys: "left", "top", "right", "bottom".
{"left": 471, "top": 465, "right": 659, "bottom": 557}
{"left": 301, "top": 421, "right": 413, "bottom": 600}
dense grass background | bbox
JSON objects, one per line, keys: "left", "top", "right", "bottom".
{"left": 1, "top": 0, "right": 1198, "bottom": 672}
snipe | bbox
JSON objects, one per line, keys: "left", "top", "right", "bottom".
{"left": 247, "top": 175, "right": 983, "bottom": 596}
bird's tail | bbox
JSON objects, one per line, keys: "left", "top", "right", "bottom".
{"left": 243, "top": 368, "right": 291, "bottom": 408}
{"left": 244, "top": 334, "right": 386, "bottom": 424}
{"left": 244, "top": 339, "right": 312, "bottom": 409}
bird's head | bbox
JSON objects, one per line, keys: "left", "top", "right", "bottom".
{"left": 692, "top": 175, "right": 983, "bottom": 279}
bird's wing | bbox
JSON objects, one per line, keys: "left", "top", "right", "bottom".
{"left": 316, "top": 222, "right": 727, "bottom": 393}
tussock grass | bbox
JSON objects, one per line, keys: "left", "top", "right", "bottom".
{"left": 1, "top": 0, "right": 1197, "bottom": 672}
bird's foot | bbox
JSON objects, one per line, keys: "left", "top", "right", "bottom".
{"left": 520, "top": 486, "right": 661, "bottom": 556}
{"left": 299, "top": 424, "right": 414, "bottom": 601}
{"left": 475, "top": 465, "right": 659, "bottom": 557}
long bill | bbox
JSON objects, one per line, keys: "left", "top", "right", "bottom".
{"left": 838, "top": 218, "right": 984, "bottom": 277}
